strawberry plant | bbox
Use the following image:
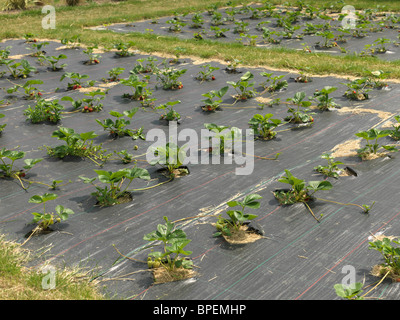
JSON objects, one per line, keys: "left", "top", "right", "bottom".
{"left": 0, "top": 147, "right": 42, "bottom": 188}
{"left": 389, "top": 115, "right": 400, "bottom": 140}
{"left": 114, "top": 149, "right": 135, "bottom": 164}
{"left": 148, "top": 142, "right": 188, "bottom": 177}
{"left": 315, "top": 30, "right": 335, "bottom": 48}
{"left": 214, "top": 194, "right": 262, "bottom": 238}
{"left": 0, "top": 113, "right": 5, "bottom": 133}
{"left": 38, "top": 54, "right": 68, "bottom": 71}
{"left": 274, "top": 169, "right": 333, "bottom": 221}
{"left": 130, "top": 57, "right": 158, "bottom": 75}
{"left": 368, "top": 237, "right": 400, "bottom": 281}
{"left": 233, "top": 21, "right": 249, "bottom": 34}
{"left": 80, "top": 167, "right": 150, "bottom": 206}
{"left": 144, "top": 216, "right": 194, "bottom": 276}
{"left": 285, "top": 91, "right": 314, "bottom": 124}
{"left": 211, "top": 11, "right": 225, "bottom": 26}
{"left": 210, "top": 26, "right": 229, "bottom": 38}
{"left": 294, "top": 70, "right": 312, "bottom": 83}
{"left": 43, "top": 127, "right": 110, "bottom": 165}
{"left": 60, "top": 36, "right": 81, "bottom": 49}
{"left": 227, "top": 71, "right": 257, "bottom": 100}
{"left": 341, "top": 78, "right": 371, "bottom": 101}
{"left": 28, "top": 41, "right": 49, "bottom": 57}
{"left": 334, "top": 283, "right": 365, "bottom": 300}
{"left": 96, "top": 108, "right": 145, "bottom": 140}
{"left": 83, "top": 45, "right": 101, "bottom": 64}
{"left": 310, "top": 86, "right": 340, "bottom": 110}
{"left": 355, "top": 128, "right": 398, "bottom": 159}
{"left": 201, "top": 86, "right": 228, "bottom": 112}
{"left": 0, "top": 58, "right": 37, "bottom": 79}
{"left": 156, "top": 100, "right": 181, "bottom": 122}
{"left": 261, "top": 28, "right": 281, "bottom": 44}
{"left": 120, "top": 74, "right": 151, "bottom": 100}
{"left": 60, "top": 72, "right": 95, "bottom": 90}
{"left": 367, "top": 70, "right": 390, "bottom": 89}
{"left": 166, "top": 19, "right": 186, "bottom": 32}
{"left": 314, "top": 153, "right": 344, "bottom": 178}
{"left": 259, "top": 72, "right": 288, "bottom": 92}
{"left": 6, "top": 79, "right": 43, "bottom": 100}
{"left": 225, "top": 58, "right": 241, "bottom": 73}
{"left": 248, "top": 113, "right": 282, "bottom": 140}
{"left": 24, "top": 98, "right": 64, "bottom": 123}
{"left": 236, "top": 33, "right": 259, "bottom": 46}
{"left": 103, "top": 67, "right": 124, "bottom": 83}
{"left": 190, "top": 12, "right": 204, "bottom": 28}
{"left": 195, "top": 64, "right": 219, "bottom": 82}
{"left": 62, "top": 89, "right": 105, "bottom": 113}
{"left": 204, "top": 123, "right": 240, "bottom": 155}
{"left": 29, "top": 193, "right": 74, "bottom": 231}
{"left": 113, "top": 41, "right": 135, "bottom": 57}
{"left": 156, "top": 65, "right": 186, "bottom": 90}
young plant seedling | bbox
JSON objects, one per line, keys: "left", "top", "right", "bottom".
{"left": 103, "top": 67, "right": 125, "bottom": 83}
{"left": 96, "top": 108, "right": 145, "bottom": 140}
{"left": 310, "top": 86, "right": 340, "bottom": 110}
{"left": 285, "top": 91, "right": 315, "bottom": 124}
{"left": 60, "top": 72, "right": 95, "bottom": 90}
{"left": 225, "top": 58, "right": 241, "bottom": 73}
{"left": 60, "top": 36, "right": 81, "bottom": 49}
{"left": 210, "top": 26, "right": 229, "bottom": 38}
{"left": 62, "top": 89, "right": 105, "bottom": 113}
{"left": 368, "top": 237, "right": 400, "bottom": 281}
{"left": 24, "top": 98, "right": 64, "bottom": 123}
{"left": 38, "top": 54, "right": 68, "bottom": 71}
{"left": 273, "top": 169, "right": 333, "bottom": 221}
{"left": 389, "top": 115, "right": 400, "bottom": 140}
{"left": 80, "top": 167, "right": 150, "bottom": 206}
{"left": 259, "top": 72, "right": 288, "bottom": 92}
{"left": 113, "top": 41, "right": 135, "bottom": 57}
{"left": 148, "top": 142, "right": 188, "bottom": 178}
{"left": 195, "top": 64, "right": 219, "bottom": 82}
{"left": 29, "top": 193, "right": 74, "bottom": 232}
{"left": 248, "top": 113, "right": 282, "bottom": 140}
{"left": 334, "top": 283, "right": 365, "bottom": 300}
{"left": 355, "top": 128, "right": 398, "bottom": 160}
{"left": 155, "top": 64, "right": 186, "bottom": 90}
{"left": 314, "top": 153, "right": 344, "bottom": 178}
{"left": 120, "top": 74, "right": 152, "bottom": 101}
{"left": 28, "top": 41, "right": 49, "bottom": 57}
{"left": 201, "top": 86, "right": 229, "bottom": 112}
{"left": 156, "top": 100, "right": 181, "bottom": 123}
{"left": 204, "top": 123, "right": 240, "bottom": 155}
{"left": 0, "top": 113, "right": 5, "bottom": 133}
{"left": 341, "top": 78, "right": 371, "bottom": 101}
{"left": 214, "top": 194, "right": 262, "bottom": 241}
{"left": 227, "top": 71, "right": 257, "bottom": 100}
{"left": 1, "top": 59, "right": 37, "bottom": 79}
{"left": 144, "top": 216, "right": 195, "bottom": 282}
{"left": 83, "top": 45, "right": 101, "bottom": 64}
{"left": 0, "top": 147, "right": 43, "bottom": 189}
{"left": 42, "top": 127, "right": 111, "bottom": 166}
{"left": 6, "top": 79, "right": 43, "bottom": 100}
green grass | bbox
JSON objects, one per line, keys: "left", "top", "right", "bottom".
{"left": 0, "top": 235, "right": 105, "bottom": 299}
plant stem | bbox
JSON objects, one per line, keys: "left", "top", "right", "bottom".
{"left": 315, "top": 197, "right": 367, "bottom": 212}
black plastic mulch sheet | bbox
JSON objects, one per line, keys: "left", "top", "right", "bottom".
{"left": 93, "top": 5, "right": 400, "bottom": 61}
{"left": 1, "top": 39, "right": 400, "bottom": 300}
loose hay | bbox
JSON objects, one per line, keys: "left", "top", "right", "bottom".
{"left": 152, "top": 267, "right": 196, "bottom": 284}
{"left": 221, "top": 224, "right": 263, "bottom": 245}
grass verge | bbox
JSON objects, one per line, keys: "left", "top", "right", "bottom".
{"left": 0, "top": 234, "right": 104, "bottom": 300}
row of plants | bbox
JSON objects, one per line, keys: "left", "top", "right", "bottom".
{"left": 120, "top": 1, "right": 400, "bottom": 55}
